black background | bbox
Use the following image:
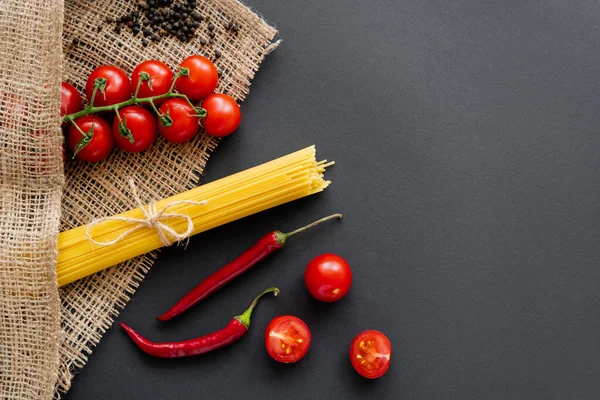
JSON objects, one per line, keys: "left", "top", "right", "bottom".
{"left": 66, "top": 1, "right": 600, "bottom": 399}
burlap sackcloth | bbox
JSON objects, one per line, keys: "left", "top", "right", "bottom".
{"left": 0, "top": 0, "right": 278, "bottom": 398}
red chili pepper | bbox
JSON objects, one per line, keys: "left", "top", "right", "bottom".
{"left": 121, "top": 287, "right": 279, "bottom": 358}
{"left": 157, "top": 214, "right": 342, "bottom": 321}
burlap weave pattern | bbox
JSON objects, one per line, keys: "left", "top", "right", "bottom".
{"left": 0, "top": 0, "right": 64, "bottom": 398}
{"left": 57, "top": 0, "right": 277, "bottom": 397}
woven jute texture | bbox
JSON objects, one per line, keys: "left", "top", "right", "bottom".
{"left": 0, "top": 0, "right": 64, "bottom": 398}
{"left": 56, "top": 0, "right": 277, "bottom": 397}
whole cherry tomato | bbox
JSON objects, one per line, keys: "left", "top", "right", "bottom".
{"left": 264, "top": 316, "right": 311, "bottom": 363}
{"left": 60, "top": 82, "right": 82, "bottom": 117}
{"left": 175, "top": 55, "right": 218, "bottom": 101}
{"left": 350, "top": 330, "right": 392, "bottom": 379}
{"left": 158, "top": 98, "right": 200, "bottom": 143}
{"left": 68, "top": 115, "right": 113, "bottom": 162}
{"left": 85, "top": 65, "right": 132, "bottom": 107}
{"left": 201, "top": 94, "right": 241, "bottom": 137}
{"left": 112, "top": 106, "right": 157, "bottom": 153}
{"left": 304, "top": 254, "right": 352, "bottom": 302}
{"left": 131, "top": 60, "right": 174, "bottom": 103}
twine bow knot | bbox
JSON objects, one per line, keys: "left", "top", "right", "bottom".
{"left": 86, "top": 178, "right": 207, "bottom": 247}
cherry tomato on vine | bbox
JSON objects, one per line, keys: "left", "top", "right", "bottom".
{"left": 85, "top": 65, "right": 132, "bottom": 107}
{"left": 201, "top": 94, "right": 241, "bottom": 137}
{"left": 113, "top": 106, "right": 157, "bottom": 153}
{"left": 175, "top": 55, "right": 218, "bottom": 101}
{"left": 60, "top": 82, "right": 82, "bottom": 117}
{"left": 68, "top": 115, "right": 113, "bottom": 162}
{"left": 304, "top": 254, "right": 352, "bottom": 302}
{"left": 131, "top": 60, "right": 174, "bottom": 103}
{"left": 264, "top": 316, "right": 311, "bottom": 363}
{"left": 350, "top": 330, "right": 392, "bottom": 379}
{"left": 158, "top": 98, "right": 200, "bottom": 143}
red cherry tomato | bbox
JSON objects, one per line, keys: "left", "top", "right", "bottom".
{"left": 60, "top": 82, "right": 82, "bottom": 117}
{"left": 68, "top": 115, "right": 113, "bottom": 162}
{"left": 350, "top": 330, "right": 392, "bottom": 379}
{"left": 112, "top": 106, "right": 157, "bottom": 153}
{"left": 131, "top": 60, "right": 174, "bottom": 103}
{"left": 85, "top": 65, "right": 132, "bottom": 107}
{"left": 175, "top": 55, "right": 218, "bottom": 101}
{"left": 304, "top": 254, "right": 352, "bottom": 302}
{"left": 158, "top": 98, "right": 200, "bottom": 143}
{"left": 264, "top": 316, "right": 311, "bottom": 363}
{"left": 201, "top": 94, "right": 241, "bottom": 137}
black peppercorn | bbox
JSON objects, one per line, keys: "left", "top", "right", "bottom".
{"left": 114, "top": 26, "right": 122, "bottom": 34}
{"left": 166, "top": 24, "right": 172, "bottom": 30}
{"left": 105, "top": 16, "right": 113, "bottom": 23}
{"left": 141, "top": 38, "right": 148, "bottom": 47}
{"left": 127, "top": 21, "right": 134, "bottom": 28}
{"left": 151, "top": 34, "right": 160, "bottom": 42}
{"left": 224, "top": 22, "right": 231, "bottom": 30}
{"left": 214, "top": 49, "right": 221, "bottom": 58}
{"left": 72, "top": 37, "right": 79, "bottom": 45}
{"left": 232, "top": 24, "right": 240, "bottom": 33}
{"left": 200, "top": 38, "right": 207, "bottom": 45}
{"left": 152, "top": 24, "right": 159, "bottom": 30}
{"left": 208, "top": 31, "right": 215, "bottom": 38}
{"left": 97, "top": 25, "right": 103, "bottom": 32}
{"left": 132, "top": 11, "right": 140, "bottom": 19}
{"left": 208, "top": 23, "right": 215, "bottom": 31}
{"left": 132, "top": 26, "right": 140, "bottom": 34}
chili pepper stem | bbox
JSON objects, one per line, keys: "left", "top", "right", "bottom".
{"left": 234, "top": 287, "right": 279, "bottom": 329}
{"left": 275, "top": 213, "right": 342, "bottom": 246}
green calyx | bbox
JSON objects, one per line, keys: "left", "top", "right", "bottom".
{"left": 72, "top": 122, "right": 95, "bottom": 158}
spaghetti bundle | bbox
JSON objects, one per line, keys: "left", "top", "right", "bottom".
{"left": 56, "top": 146, "right": 332, "bottom": 286}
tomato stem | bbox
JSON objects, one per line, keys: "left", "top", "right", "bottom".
{"left": 63, "top": 74, "right": 206, "bottom": 124}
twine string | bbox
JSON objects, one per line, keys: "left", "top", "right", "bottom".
{"left": 86, "top": 178, "right": 207, "bottom": 247}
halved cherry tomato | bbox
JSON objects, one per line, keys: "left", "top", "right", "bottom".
{"left": 201, "top": 94, "right": 241, "bottom": 137}
{"left": 113, "top": 106, "right": 156, "bottom": 153}
{"left": 60, "top": 82, "right": 82, "bottom": 117}
{"left": 264, "top": 316, "right": 311, "bottom": 363}
{"left": 158, "top": 98, "right": 200, "bottom": 143}
{"left": 86, "top": 65, "right": 132, "bottom": 107}
{"left": 304, "top": 254, "right": 352, "bottom": 302}
{"left": 68, "top": 115, "right": 113, "bottom": 162}
{"left": 175, "top": 55, "right": 218, "bottom": 101}
{"left": 131, "top": 60, "right": 174, "bottom": 103}
{"left": 350, "top": 330, "right": 392, "bottom": 379}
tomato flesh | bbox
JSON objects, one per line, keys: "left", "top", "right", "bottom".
{"left": 265, "top": 316, "right": 311, "bottom": 363}
{"left": 350, "top": 330, "right": 392, "bottom": 379}
{"left": 304, "top": 254, "right": 352, "bottom": 302}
